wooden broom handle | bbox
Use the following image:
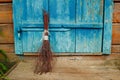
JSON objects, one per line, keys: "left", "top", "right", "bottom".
{"left": 43, "top": 10, "right": 49, "bottom": 31}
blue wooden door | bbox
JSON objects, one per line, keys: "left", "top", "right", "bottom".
{"left": 76, "top": 0, "right": 103, "bottom": 53}
{"left": 13, "top": 0, "right": 113, "bottom": 55}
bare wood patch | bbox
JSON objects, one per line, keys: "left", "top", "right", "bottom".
{"left": 112, "top": 24, "right": 120, "bottom": 44}
{"left": 0, "top": 3, "right": 12, "bottom": 11}
{"left": 0, "top": 44, "right": 14, "bottom": 53}
{"left": 0, "top": 11, "right": 12, "bottom": 23}
{"left": 0, "top": 24, "right": 14, "bottom": 43}
{"left": 113, "top": 3, "right": 120, "bottom": 23}
{"left": 0, "top": 0, "right": 12, "bottom": 3}
{"left": 112, "top": 45, "right": 120, "bottom": 53}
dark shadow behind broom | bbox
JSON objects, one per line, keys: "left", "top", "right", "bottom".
{"left": 34, "top": 10, "right": 55, "bottom": 74}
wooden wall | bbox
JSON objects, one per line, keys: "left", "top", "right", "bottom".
{"left": 0, "top": 0, "right": 120, "bottom": 54}
{"left": 112, "top": 0, "right": 120, "bottom": 53}
{"left": 0, "top": 0, "right": 14, "bottom": 53}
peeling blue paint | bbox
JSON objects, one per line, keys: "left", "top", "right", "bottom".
{"left": 13, "top": 0, "right": 113, "bottom": 55}
{"left": 103, "top": 0, "right": 113, "bottom": 54}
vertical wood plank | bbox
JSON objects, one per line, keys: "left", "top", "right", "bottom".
{"left": 20, "top": 0, "right": 48, "bottom": 24}
{"left": 13, "top": 0, "right": 23, "bottom": 54}
{"left": 103, "top": 0, "right": 113, "bottom": 54}
{"left": 76, "top": 0, "right": 103, "bottom": 23}
{"left": 49, "top": 0, "right": 75, "bottom": 24}
{"left": 50, "top": 29, "right": 75, "bottom": 53}
{"left": 43, "top": 0, "right": 48, "bottom": 12}
{"left": 25, "top": 0, "right": 47, "bottom": 22}
{"left": 76, "top": 29, "right": 102, "bottom": 53}
{"left": 21, "top": 0, "right": 44, "bottom": 24}
{"left": 22, "top": 31, "right": 42, "bottom": 52}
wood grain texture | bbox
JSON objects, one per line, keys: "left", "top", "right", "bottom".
{"left": 0, "top": 3, "right": 12, "bottom": 11}
{"left": 22, "top": 31, "right": 43, "bottom": 52}
{"left": 21, "top": 28, "right": 75, "bottom": 53}
{"left": 13, "top": 0, "right": 23, "bottom": 54}
{"left": 76, "top": 0, "right": 103, "bottom": 23}
{"left": 0, "top": 44, "right": 14, "bottom": 53}
{"left": 0, "top": 2, "right": 119, "bottom": 23}
{"left": 0, "top": 3, "right": 12, "bottom": 23}
{"left": 0, "top": 24, "right": 14, "bottom": 43}
{"left": 49, "top": 0, "right": 75, "bottom": 24}
{"left": 0, "top": 0, "right": 118, "bottom": 54}
{"left": 103, "top": 0, "right": 113, "bottom": 54}
{"left": 0, "top": 11, "right": 12, "bottom": 23}
{"left": 13, "top": 0, "right": 114, "bottom": 54}
{"left": 0, "top": 0, "right": 12, "bottom": 3}
{"left": 112, "top": 24, "right": 120, "bottom": 44}
{"left": 50, "top": 29, "right": 75, "bottom": 53}
{"left": 76, "top": 29, "right": 102, "bottom": 53}
{"left": 112, "top": 45, "right": 120, "bottom": 53}
{"left": 113, "top": 3, "right": 120, "bottom": 23}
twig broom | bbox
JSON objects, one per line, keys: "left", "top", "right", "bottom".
{"left": 34, "top": 10, "right": 54, "bottom": 74}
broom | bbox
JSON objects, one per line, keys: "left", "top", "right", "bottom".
{"left": 34, "top": 10, "right": 54, "bottom": 74}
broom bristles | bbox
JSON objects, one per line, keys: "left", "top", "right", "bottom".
{"left": 34, "top": 40, "right": 54, "bottom": 74}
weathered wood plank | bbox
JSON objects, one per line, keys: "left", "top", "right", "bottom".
{"left": 76, "top": 0, "right": 103, "bottom": 23}
{"left": 0, "top": 0, "right": 12, "bottom": 3}
{"left": 103, "top": 0, "right": 113, "bottom": 54}
{"left": 113, "top": 3, "right": 120, "bottom": 23}
{"left": 13, "top": 0, "right": 24, "bottom": 54}
{"left": 112, "top": 24, "right": 120, "bottom": 44}
{"left": 112, "top": 45, "right": 120, "bottom": 53}
{"left": 49, "top": 0, "right": 75, "bottom": 24}
{"left": 0, "top": 11, "right": 12, "bottom": 23}
{"left": 0, "top": 3, "right": 12, "bottom": 23}
{"left": 0, "top": 3, "right": 12, "bottom": 11}
{"left": 76, "top": 29, "right": 102, "bottom": 53}
{"left": 0, "top": 44, "right": 14, "bottom": 53}
{"left": 0, "top": 24, "right": 14, "bottom": 43}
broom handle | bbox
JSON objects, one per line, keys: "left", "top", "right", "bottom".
{"left": 43, "top": 10, "right": 49, "bottom": 31}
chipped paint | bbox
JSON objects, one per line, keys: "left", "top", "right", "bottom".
{"left": 13, "top": 0, "right": 113, "bottom": 54}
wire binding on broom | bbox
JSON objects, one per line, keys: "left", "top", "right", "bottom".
{"left": 39, "top": 30, "right": 49, "bottom": 42}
